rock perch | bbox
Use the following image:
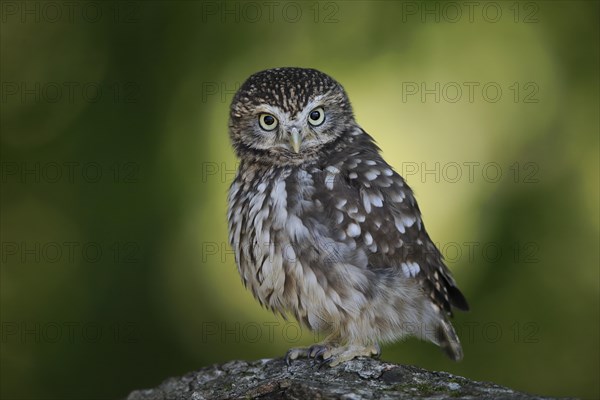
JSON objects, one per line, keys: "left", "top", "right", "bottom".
{"left": 127, "top": 358, "right": 569, "bottom": 399}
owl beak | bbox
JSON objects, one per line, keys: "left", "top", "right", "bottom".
{"left": 289, "top": 128, "right": 302, "bottom": 153}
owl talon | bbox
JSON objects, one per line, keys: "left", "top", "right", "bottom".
{"left": 318, "top": 357, "right": 333, "bottom": 369}
{"left": 309, "top": 344, "right": 330, "bottom": 359}
{"left": 372, "top": 343, "right": 382, "bottom": 358}
{"left": 285, "top": 347, "right": 308, "bottom": 366}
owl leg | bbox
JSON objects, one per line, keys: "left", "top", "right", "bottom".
{"left": 317, "top": 343, "right": 381, "bottom": 367}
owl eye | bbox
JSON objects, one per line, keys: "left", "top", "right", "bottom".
{"left": 258, "top": 113, "right": 278, "bottom": 131}
{"left": 308, "top": 107, "right": 325, "bottom": 126}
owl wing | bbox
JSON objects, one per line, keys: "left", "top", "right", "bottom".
{"left": 312, "top": 132, "right": 469, "bottom": 316}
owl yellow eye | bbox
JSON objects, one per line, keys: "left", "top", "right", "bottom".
{"left": 259, "top": 113, "right": 278, "bottom": 131}
{"left": 308, "top": 107, "right": 325, "bottom": 126}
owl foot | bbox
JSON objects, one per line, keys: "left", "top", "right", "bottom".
{"left": 284, "top": 343, "right": 332, "bottom": 366}
{"left": 285, "top": 343, "right": 380, "bottom": 367}
{"left": 317, "top": 343, "right": 381, "bottom": 368}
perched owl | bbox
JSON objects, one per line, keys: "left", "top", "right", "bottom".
{"left": 227, "top": 67, "right": 469, "bottom": 367}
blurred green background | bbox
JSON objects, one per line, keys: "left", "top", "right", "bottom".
{"left": 1, "top": 1, "right": 598, "bottom": 399}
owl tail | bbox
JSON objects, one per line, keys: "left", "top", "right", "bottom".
{"left": 435, "top": 319, "right": 463, "bottom": 361}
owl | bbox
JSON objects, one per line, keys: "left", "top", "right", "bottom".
{"left": 227, "top": 67, "right": 469, "bottom": 367}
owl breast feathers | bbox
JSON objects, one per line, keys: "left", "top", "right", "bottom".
{"left": 227, "top": 67, "right": 468, "bottom": 364}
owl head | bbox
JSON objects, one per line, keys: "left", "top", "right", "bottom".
{"left": 229, "top": 67, "right": 355, "bottom": 164}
